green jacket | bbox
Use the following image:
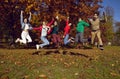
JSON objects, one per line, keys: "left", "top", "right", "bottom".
{"left": 76, "top": 20, "right": 89, "bottom": 33}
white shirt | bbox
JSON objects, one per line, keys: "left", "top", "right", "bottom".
{"left": 24, "top": 24, "right": 29, "bottom": 30}
{"left": 41, "top": 25, "right": 48, "bottom": 36}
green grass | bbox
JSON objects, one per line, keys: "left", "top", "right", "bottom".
{"left": 0, "top": 46, "right": 120, "bottom": 79}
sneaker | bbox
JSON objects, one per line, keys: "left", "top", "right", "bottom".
{"left": 99, "top": 45, "right": 104, "bottom": 50}
{"left": 70, "top": 39, "right": 74, "bottom": 43}
{"left": 70, "top": 37, "right": 74, "bottom": 40}
{"left": 15, "top": 38, "right": 20, "bottom": 43}
{"left": 99, "top": 47, "right": 104, "bottom": 50}
{"left": 36, "top": 44, "right": 39, "bottom": 50}
{"left": 40, "top": 45, "right": 43, "bottom": 48}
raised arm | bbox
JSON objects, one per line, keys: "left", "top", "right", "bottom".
{"left": 28, "top": 12, "right": 32, "bottom": 22}
{"left": 33, "top": 26, "right": 42, "bottom": 31}
{"left": 56, "top": 15, "right": 59, "bottom": 23}
{"left": 66, "top": 17, "right": 69, "bottom": 26}
{"left": 47, "top": 18, "right": 54, "bottom": 26}
{"left": 83, "top": 21, "right": 90, "bottom": 27}
{"left": 20, "top": 11, "right": 24, "bottom": 25}
{"left": 100, "top": 12, "right": 107, "bottom": 23}
{"left": 100, "top": 17, "right": 106, "bottom": 23}
{"left": 55, "top": 15, "right": 60, "bottom": 27}
{"left": 88, "top": 18, "right": 93, "bottom": 22}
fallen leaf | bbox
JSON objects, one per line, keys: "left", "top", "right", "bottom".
{"left": 75, "top": 72, "right": 79, "bottom": 76}
{"left": 110, "top": 72, "right": 118, "bottom": 76}
{"left": 39, "top": 74, "right": 47, "bottom": 78}
{"left": 1, "top": 61, "right": 5, "bottom": 64}
{"left": 23, "top": 75, "right": 29, "bottom": 79}
{"left": 111, "top": 64, "right": 115, "bottom": 67}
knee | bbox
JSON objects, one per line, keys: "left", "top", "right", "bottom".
{"left": 46, "top": 41, "right": 49, "bottom": 45}
{"left": 23, "top": 41, "right": 27, "bottom": 44}
{"left": 28, "top": 39, "right": 32, "bottom": 42}
{"left": 97, "top": 36, "right": 102, "bottom": 39}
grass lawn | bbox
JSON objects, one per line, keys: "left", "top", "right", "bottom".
{"left": 0, "top": 46, "right": 120, "bottom": 79}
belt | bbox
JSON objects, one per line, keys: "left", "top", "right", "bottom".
{"left": 92, "top": 29, "right": 100, "bottom": 32}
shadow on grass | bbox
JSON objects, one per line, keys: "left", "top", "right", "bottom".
{"left": 31, "top": 50, "right": 93, "bottom": 61}
{"left": 32, "top": 51, "right": 41, "bottom": 55}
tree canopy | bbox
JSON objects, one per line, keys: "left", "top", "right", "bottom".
{"left": 0, "top": 0, "right": 103, "bottom": 26}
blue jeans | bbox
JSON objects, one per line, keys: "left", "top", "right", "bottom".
{"left": 75, "top": 32, "right": 87, "bottom": 43}
{"left": 64, "top": 34, "right": 70, "bottom": 45}
{"left": 39, "top": 36, "right": 49, "bottom": 48}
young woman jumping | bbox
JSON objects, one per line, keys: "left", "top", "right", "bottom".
{"left": 51, "top": 16, "right": 61, "bottom": 48}
{"left": 15, "top": 10, "right": 32, "bottom": 44}
{"left": 63, "top": 17, "right": 73, "bottom": 45}
{"left": 33, "top": 19, "right": 54, "bottom": 50}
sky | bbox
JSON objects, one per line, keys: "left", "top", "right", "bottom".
{"left": 101, "top": 0, "right": 120, "bottom": 22}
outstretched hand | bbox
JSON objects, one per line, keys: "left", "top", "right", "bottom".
{"left": 63, "top": 36, "right": 65, "bottom": 38}
{"left": 56, "top": 15, "right": 59, "bottom": 20}
{"left": 67, "top": 17, "right": 69, "bottom": 20}
{"left": 29, "top": 12, "right": 32, "bottom": 15}
{"left": 21, "top": 10, "right": 24, "bottom": 14}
